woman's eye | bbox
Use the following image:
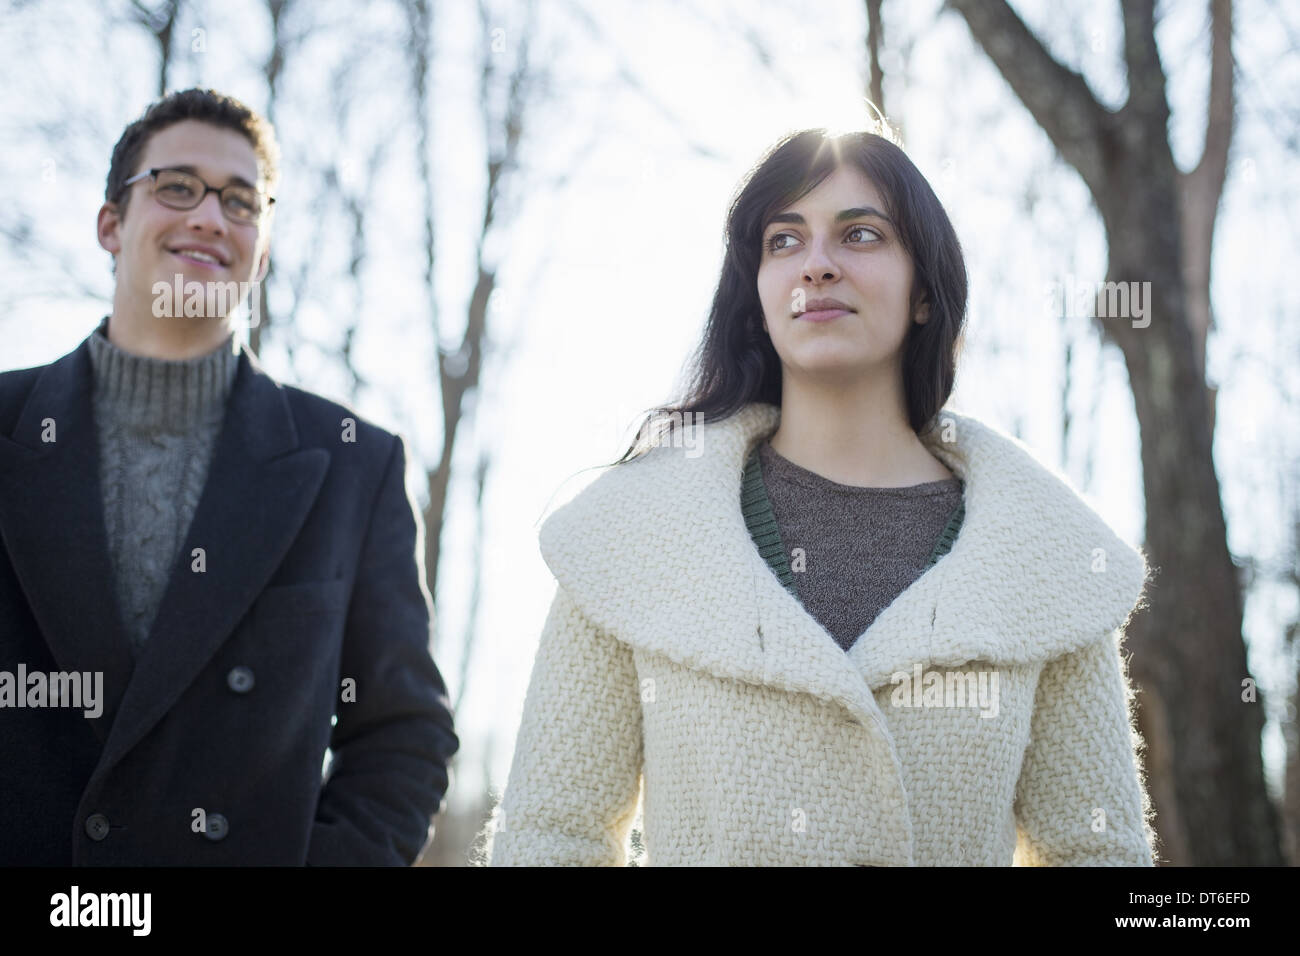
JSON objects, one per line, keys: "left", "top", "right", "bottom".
{"left": 768, "top": 227, "right": 880, "bottom": 252}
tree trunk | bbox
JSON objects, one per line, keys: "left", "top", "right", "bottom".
{"left": 947, "top": 0, "right": 1282, "bottom": 863}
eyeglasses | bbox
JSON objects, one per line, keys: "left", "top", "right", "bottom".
{"left": 118, "top": 167, "right": 275, "bottom": 225}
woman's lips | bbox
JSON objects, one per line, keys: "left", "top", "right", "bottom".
{"left": 796, "top": 308, "right": 852, "bottom": 322}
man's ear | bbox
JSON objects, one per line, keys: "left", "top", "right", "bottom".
{"left": 254, "top": 243, "right": 271, "bottom": 284}
{"left": 97, "top": 202, "right": 122, "bottom": 256}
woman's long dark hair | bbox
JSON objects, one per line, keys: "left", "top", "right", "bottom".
{"left": 616, "top": 127, "right": 968, "bottom": 463}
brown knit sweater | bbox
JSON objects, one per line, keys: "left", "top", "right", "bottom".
{"left": 742, "top": 439, "right": 965, "bottom": 652}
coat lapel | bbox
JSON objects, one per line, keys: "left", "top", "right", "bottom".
{"left": 0, "top": 341, "right": 134, "bottom": 738}
{"left": 96, "top": 345, "right": 329, "bottom": 771}
{"left": 855, "top": 409, "right": 1152, "bottom": 688}
{"left": 539, "top": 402, "right": 1151, "bottom": 724}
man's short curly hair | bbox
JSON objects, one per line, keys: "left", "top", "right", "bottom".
{"left": 105, "top": 88, "right": 280, "bottom": 220}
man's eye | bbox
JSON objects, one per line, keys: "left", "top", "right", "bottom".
{"left": 227, "top": 195, "right": 257, "bottom": 212}
{"left": 161, "top": 183, "right": 195, "bottom": 196}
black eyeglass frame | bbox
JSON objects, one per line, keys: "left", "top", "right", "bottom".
{"left": 117, "top": 167, "right": 276, "bottom": 224}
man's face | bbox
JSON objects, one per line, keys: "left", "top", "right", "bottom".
{"left": 98, "top": 119, "right": 273, "bottom": 320}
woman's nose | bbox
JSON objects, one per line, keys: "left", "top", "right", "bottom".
{"left": 800, "top": 238, "right": 839, "bottom": 283}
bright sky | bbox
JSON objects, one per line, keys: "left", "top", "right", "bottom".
{"left": 2, "top": 0, "right": 1296, "bottom": 819}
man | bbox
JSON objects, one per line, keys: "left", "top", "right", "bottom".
{"left": 0, "top": 88, "right": 459, "bottom": 865}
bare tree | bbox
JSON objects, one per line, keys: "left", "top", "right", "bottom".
{"left": 248, "top": 0, "right": 300, "bottom": 357}
{"left": 455, "top": 452, "right": 490, "bottom": 717}
{"left": 1284, "top": 508, "right": 1300, "bottom": 864}
{"left": 865, "top": 0, "right": 886, "bottom": 114}
{"left": 947, "top": 0, "right": 1282, "bottom": 865}
{"left": 127, "top": 0, "right": 182, "bottom": 96}
{"left": 418, "top": 0, "right": 539, "bottom": 610}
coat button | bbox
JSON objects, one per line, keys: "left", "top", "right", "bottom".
{"left": 85, "top": 813, "right": 110, "bottom": 841}
{"left": 226, "top": 666, "right": 255, "bottom": 694}
{"left": 203, "top": 813, "right": 230, "bottom": 841}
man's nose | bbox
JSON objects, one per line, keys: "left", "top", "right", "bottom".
{"left": 185, "top": 191, "right": 228, "bottom": 232}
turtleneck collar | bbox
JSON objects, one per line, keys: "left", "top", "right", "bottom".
{"left": 86, "top": 315, "right": 239, "bottom": 431}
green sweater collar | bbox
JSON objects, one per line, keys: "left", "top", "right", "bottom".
{"left": 740, "top": 448, "right": 966, "bottom": 594}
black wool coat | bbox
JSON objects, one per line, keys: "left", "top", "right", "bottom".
{"left": 0, "top": 331, "right": 459, "bottom": 865}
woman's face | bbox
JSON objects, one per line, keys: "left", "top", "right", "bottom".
{"left": 756, "top": 163, "right": 928, "bottom": 384}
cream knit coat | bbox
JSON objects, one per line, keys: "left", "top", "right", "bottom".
{"left": 488, "top": 403, "right": 1156, "bottom": 866}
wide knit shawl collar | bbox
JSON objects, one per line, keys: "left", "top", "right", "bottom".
{"left": 537, "top": 402, "right": 1151, "bottom": 728}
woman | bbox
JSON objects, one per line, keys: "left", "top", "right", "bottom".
{"left": 488, "top": 128, "right": 1155, "bottom": 866}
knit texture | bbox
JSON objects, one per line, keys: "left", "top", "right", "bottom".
{"left": 488, "top": 403, "right": 1156, "bottom": 866}
{"left": 87, "top": 316, "right": 238, "bottom": 653}
{"left": 743, "top": 440, "right": 966, "bottom": 651}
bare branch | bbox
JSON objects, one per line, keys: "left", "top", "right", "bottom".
{"left": 556, "top": 0, "right": 725, "bottom": 162}
{"left": 454, "top": 452, "right": 490, "bottom": 715}
{"left": 944, "top": 0, "right": 1112, "bottom": 197}
{"left": 865, "top": 0, "right": 885, "bottom": 115}
{"left": 126, "top": 0, "right": 182, "bottom": 96}
{"left": 403, "top": 0, "right": 440, "bottom": 353}
{"left": 1177, "top": 0, "right": 1235, "bottom": 380}
{"left": 1119, "top": 0, "right": 1170, "bottom": 125}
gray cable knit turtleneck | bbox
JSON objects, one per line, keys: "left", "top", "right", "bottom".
{"left": 86, "top": 316, "right": 239, "bottom": 654}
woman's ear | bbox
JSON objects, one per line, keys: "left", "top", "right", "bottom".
{"left": 914, "top": 298, "right": 931, "bottom": 325}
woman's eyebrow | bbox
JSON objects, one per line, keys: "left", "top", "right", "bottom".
{"left": 766, "top": 206, "right": 894, "bottom": 227}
